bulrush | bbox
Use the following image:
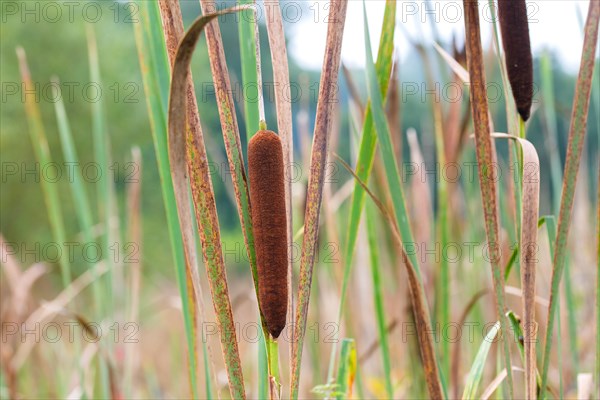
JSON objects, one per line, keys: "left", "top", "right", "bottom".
{"left": 498, "top": 0, "right": 534, "bottom": 121}
{"left": 248, "top": 130, "right": 288, "bottom": 338}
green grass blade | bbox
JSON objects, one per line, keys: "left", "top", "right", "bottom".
{"left": 338, "top": 0, "right": 396, "bottom": 313}
{"left": 326, "top": 0, "right": 396, "bottom": 384}
{"left": 540, "top": 215, "right": 562, "bottom": 398}
{"left": 133, "top": 2, "right": 200, "bottom": 397}
{"left": 362, "top": 4, "right": 445, "bottom": 397}
{"left": 540, "top": 3, "right": 600, "bottom": 397}
{"left": 16, "top": 49, "right": 71, "bottom": 288}
{"left": 414, "top": 40, "right": 451, "bottom": 382}
{"left": 362, "top": 4, "right": 419, "bottom": 276}
{"left": 85, "top": 26, "right": 114, "bottom": 400}
{"left": 290, "top": 2, "right": 348, "bottom": 397}
{"left": 51, "top": 78, "right": 95, "bottom": 243}
{"left": 86, "top": 25, "right": 112, "bottom": 277}
{"left": 143, "top": 3, "right": 170, "bottom": 111}
{"left": 237, "top": 0, "right": 259, "bottom": 141}
{"left": 51, "top": 76, "right": 103, "bottom": 331}
{"left": 540, "top": 53, "right": 564, "bottom": 213}
{"left": 366, "top": 200, "right": 393, "bottom": 397}
{"left": 335, "top": 339, "right": 357, "bottom": 400}
{"left": 462, "top": 321, "right": 501, "bottom": 400}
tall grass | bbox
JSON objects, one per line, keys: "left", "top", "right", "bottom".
{"left": 291, "top": 2, "right": 348, "bottom": 398}
{"left": 133, "top": 2, "right": 202, "bottom": 395}
{"left": 540, "top": 2, "right": 600, "bottom": 397}
{"left": 5, "top": 1, "right": 600, "bottom": 399}
{"left": 463, "top": 1, "right": 514, "bottom": 395}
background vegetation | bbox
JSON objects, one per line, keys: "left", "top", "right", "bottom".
{"left": 1, "top": 0, "right": 598, "bottom": 399}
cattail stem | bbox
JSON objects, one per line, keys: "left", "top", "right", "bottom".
{"left": 254, "top": 6, "right": 266, "bottom": 124}
{"left": 266, "top": 337, "right": 281, "bottom": 397}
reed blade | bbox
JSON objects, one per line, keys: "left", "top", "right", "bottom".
{"left": 237, "top": 0, "right": 260, "bottom": 141}
{"left": 366, "top": 200, "right": 394, "bottom": 397}
{"left": 290, "top": 1, "right": 348, "bottom": 397}
{"left": 167, "top": 6, "right": 253, "bottom": 398}
{"left": 462, "top": 321, "right": 501, "bottom": 400}
{"left": 16, "top": 49, "right": 71, "bottom": 288}
{"left": 462, "top": 1, "right": 514, "bottom": 395}
{"left": 264, "top": 1, "right": 295, "bottom": 376}
{"left": 491, "top": 133, "right": 540, "bottom": 400}
{"left": 198, "top": 0, "right": 263, "bottom": 327}
{"left": 329, "top": 0, "right": 396, "bottom": 382}
{"left": 133, "top": 2, "right": 201, "bottom": 396}
{"left": 335, "top": 339, "right": 357, "bottom": 400}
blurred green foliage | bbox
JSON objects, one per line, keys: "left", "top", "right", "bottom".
{"left": 1, "top": 1, "right": 597, "bottom": 283}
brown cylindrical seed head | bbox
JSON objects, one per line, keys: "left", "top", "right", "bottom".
{"left": 248, "top": 130, "right": 288, "bottom": 338}
{"left": 499, "top": 0, "right": 534, "bottom": 121}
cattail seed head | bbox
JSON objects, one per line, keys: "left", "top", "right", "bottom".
{"left": 248, "top": 130, "right": 288, "bottom": 338}
{"left": 498, "top": 0, "right": 534, "bottom": 121}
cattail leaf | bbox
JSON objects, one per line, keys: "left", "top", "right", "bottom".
{"left": 199, "top": 0, "right": 273, "bottom": 393}
{"left": 290, "top": 1, "right": 348, "bottom": 398}
{"left": 498, "top": 0, "right": 534, "bottom": 122}
{"left": 462, "top": 321, "right": 501, "bottom": 400}
{"left": 540, "top": 2, "right": 600, "bottom": 398}
{"left": 167, "top": 6, "right": 252, "bottom": 399}
{"left": 264, "top": 0, "right": 295, "bottom": 367}
{"left": 157, "top": 1, "right": 226, "bottom": 397}
{"left": 237, "top": 0, "right": 260, "bottom": 141}
{"left": 491, "top": 132, "right": 540, "bottom": 400}
{"left": 133, "top": 2, "right": 203, "bottom": 396}
{"left": 433, "top": 41, "right": 469, "bottom": 84}
{"left": 462, "top": 1, "right": 514, "bottom": 395}
{"left": 198, "top": 0, "right": 264, "bottom": 330}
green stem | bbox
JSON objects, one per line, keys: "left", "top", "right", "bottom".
{"left": 266, "top": 337, "right": 280, "bottom": 399}
{"left": 366, "top": 201, "right": 393, "bottom": 397}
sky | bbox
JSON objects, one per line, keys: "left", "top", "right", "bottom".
{"left": 286, "top": 1, "right": 594, "bottom": 72}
